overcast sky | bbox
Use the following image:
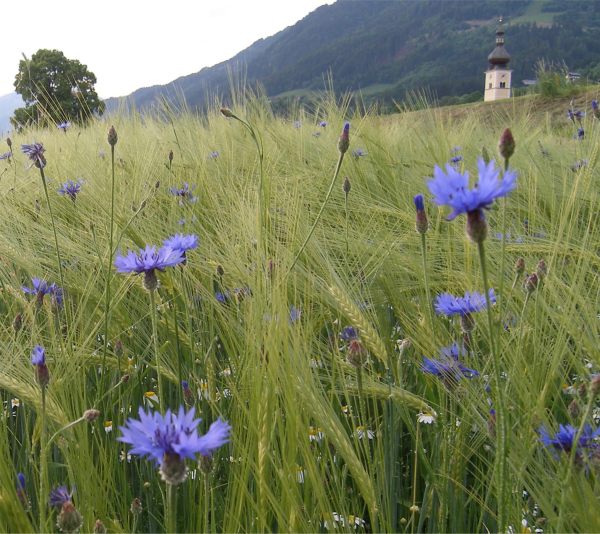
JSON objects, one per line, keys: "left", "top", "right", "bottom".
{"left": 0, "top": 0, "right": 333, "bottom": 98}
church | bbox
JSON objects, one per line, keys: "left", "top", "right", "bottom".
{"left": 484, "top": 20, "right": 512, "bottom": 102}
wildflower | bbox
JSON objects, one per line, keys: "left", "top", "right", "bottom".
{"left": 22, "top": 277, "right": 59, "bottom": 307}
{"left": 346, "top": 339, "right": 367, "bottom": 367}
{"left": 16, "top": 472, "right": 29, "bottom": 510}
{"left": 577, "top": 127, "right": 585, "bottom": 140}
{"left": 355, "top": 426, "right": 375, "bottom": 440}
{"left": 427, "top": 158, "right": 517, "bottom": 242}
{"left": 498, "top": 128, "right": 516, "bottom": 161}
{"left": 308, "top": 426, "right": 325, "bottom": 442}
{"left": 31, "top": 345, "right": 50, "bottom": 388}
{"left": 107, "top": 126, "right": 118, "bottom": 147}
{"left": 118, "top": 406, "right": 231, "bottom": 485}
{"left": 49, "top": 485, "right": 74, "bottom": 509}
{"left": 83, "top": 409, "right": 100, "bottom": 422}
{"left": 209, "top": 151, "right": 219, "bottom": 159}
{"left": 567, "top": 109, "right": 585, "bottom": 123}
{"left": 434, "top": 289, "right": 495, "bottom": 316}
{"left": 57, "top": 121, "right": 71, "bottom": 132}
{"left": 58, "top": 180, "right": 82, "bottom": 201}
{"left": 163, "top": 234, "right": 198, "bottom": 264}
{"left": 169, "top": 182, "right": 198, "bottom": 203}
{"left": 143, "top": 391, "right": 159, "bottom": 406}
{"left": 319, "top": 121, "right": 328, "bottom": 127}
{"left": 296, "top": 465, "right": 306, "bottom": 483}
{"left": 417, "top": 411, "right": 436, "bottom": 424}
{"left": 58, "top": 501, "right": 84, "bottom": 533}
{"left": 536, "top": 259, "right": 548, "bottom": 280}
{"left": 0, "top": 151, "right": 11, "bottom": 161}
{"left": 338, "top": 122, "right": 350, "bottom": 154}
{"left": 215, "top": 291, "right": 230, "bottom": 304}
{"left": 21, "top": 143, "right": 46, "bottom": 168}
{"left": 428, "top": 159, "right": 516, "bottom": 221}
{"left": 421, "top": 343, "right": 479, "bottom": 385}
{"left": 182, "top": 380, "right": 195, "bottom": 406}
{"left": 289, "top": 305, "right": 302, "bottom": 324}
{"left": 592, "top": 100, "right": 600, "bottom": 119}
{"left": 352, "top": 148, "right": 367, "bottom": 158}
{"left": 114, "top": 245, "right": 185, "bottom": 291}
{"left": 538, "top": 423, "right": 600, "bottom": 458}
{"left": 340, "top": 326, "right": 359, "bottom": 342}
{"left": 571, "top": 159, "right": 588, "bottom": 172}
{"left": 524, "top": 272, "right": 539, "bottom": 294}
{"left": 414, "top": 194, "right": 428, "bottom": 234}
{"left": 104, "top": 421, "right": 113, "bottom": 433}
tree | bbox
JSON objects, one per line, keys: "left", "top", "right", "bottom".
{"left": 12, "top": 49, "right": 104, "bottom": 128}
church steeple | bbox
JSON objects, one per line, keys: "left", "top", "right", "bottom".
{"left": 484, "top": 17, "right": 512, "bottom": 102}
{"left": 487, "top": 17, "right": 511, "bottom": 69}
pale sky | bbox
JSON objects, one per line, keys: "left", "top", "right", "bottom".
{"left": 0, "top": 0, "right": 334, "bottom": 99}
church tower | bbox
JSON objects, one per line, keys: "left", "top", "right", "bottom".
{"left": 484, "top": 19, "right": 512, "bottom": 102}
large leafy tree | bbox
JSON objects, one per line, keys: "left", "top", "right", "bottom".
{"left": 12, "top": 49, "right": 105, "bottom": 128}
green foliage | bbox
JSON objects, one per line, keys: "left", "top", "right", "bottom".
{"left": 12, "top": 49, "right": 104, "bottom": 128}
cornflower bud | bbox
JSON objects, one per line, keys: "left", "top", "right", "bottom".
{"left": 57, "top": 501, "right": 83, "bottom": 534}
{"left": 346, "top": 339, "right": 367, "bottom": 368}
{"left": 6, "top": 137, "right": 12, "bottom": 150}
{"left": 343, "top": 176, "right": 351, "bottom": 195}
{"left": 83, "top": 409, "right": 100, "bottom": 422}
{"left": 130, "top": 497, "right": 143, "bottom": 516}
{"left": 107, "top": 126, "right": 118, "bottom": 147}
{"left": 220, "top": 107, "right": 234, "bottom": 118}
{"left": 168, "top": 150, "right": 173, "bottom": 164}
{"left": 216, "top": 265, "right": 225, "bottom": 277}
{"left": 93, "top": 519, "right": 107, "bottom": 534}
{"left": 114, "top": 339, "right": 123, "bottom": 358}
{"left": 413, "top": 194, "right": 428, "bottom": 234}
{"left": 524, "top": 272, "right": 539, "bottom": 294}
{"left": 515, "top": 257, "right": 525, "bottom": 276}
{"left": 466, "top": 209, "right": 488, "bottom": 243}
{"left": 338, "top": 122, "right": 350, "bottom": 154}
{"left": 498, "top": 128, "right": 515, "bottom": 161}
{"left": 13, "top": 313, "right": 23, "bottom": 334}
{"left": 536, "top": 259, "right": 547, "bottom": 280}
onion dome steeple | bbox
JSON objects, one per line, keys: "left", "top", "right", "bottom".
{"left": 488, "top": 17, "right": 510, "bottom": 69}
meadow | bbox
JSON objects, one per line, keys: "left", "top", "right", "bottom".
{"left": 0, "top": 90, "right": 598, "bottom": 533}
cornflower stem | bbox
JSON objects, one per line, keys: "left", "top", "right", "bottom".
{"left": 39, "top": 387, "right": 47, "bottom": 533}
{"left": 476, "top": 240, "right": 507, "bottom": 531}
{"left": 166, "top": 483, "right": 176, "bottom": 533}
{"left": 557, "top": 391, "right": 596, "bottom": 531}
{"left": 203, "top": 474, "right": 210, "bottom": 534}
{"left": 149, "top": 290, "right": 163, "bottom": 411}
{"left": 410, "top": 425, "right": 420, "bottom": 534}
{"left": 497, "top": 158, "right": 510, "bottom": 312}
{"left": 101, "top": 143, "right": 117, "bottom": 383}
{"left": 420, "top": 232, "right": 434, "bottom": 334}
{"left": 344, "top": 192, "right": 349, "bottom": 262}
{"left": 288, "top": 150, "right": 346, "bottom": 274}
{"left": 169, "top": 287, "right": 184, "bottom": 404}
{"left": 38, "top": 167, "right": 65, "bottom": 291}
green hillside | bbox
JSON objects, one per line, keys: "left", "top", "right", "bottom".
{"left": 105, "top": 0, "right": 600, "bottom": 113}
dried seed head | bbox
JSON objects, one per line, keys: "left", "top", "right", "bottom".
{"left": 107, "top": 126, "right": 118, "bottom": 147}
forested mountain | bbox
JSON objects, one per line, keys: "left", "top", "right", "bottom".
{"left": 105, "top": 0, "right": 600, "bottom": 112}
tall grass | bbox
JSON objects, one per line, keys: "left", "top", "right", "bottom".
{"left": 0, "top": 89, "right": 599, "bottom": 532}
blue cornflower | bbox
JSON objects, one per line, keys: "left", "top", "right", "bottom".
{"left": 48, "top": 485, "right": 74, "bottom": 508}
{"left": 421, "top": 343, "right": 479, "bottom": 384}
{"left": 118, "top": 406, "right": 231, "bottom": 485}
{"left": 539, "top": 424, "right": 600, "bottom": 458}
{"left": 114, "top": 245, "right": 185, "bottom": 291}
{"left": 31, "top": 345, "right": 50, "bottom": 388}
{"left": 22, "top": 278, "right": 63, "bottom": 307}
{"left": 215, "top": 291, "right": 230, "bottom": 304}
{"left": 21, "top": 143, "right": 46, "bottom": 169}
{"left": 58, "top": 180, "right": 82, "bottom": 201}
{"left": 57, "top": 121, "right": 71, "bottom": 132}
{"left": 0, "top": 151, "right": 11, "bottom": 161}
{"left": 289, "top": 305, "right": 302, "bottom": 324}
{"left": 319, "top": 121, "right": 328, "bottom": 127}
{"left": 414, "top": 193, "right": 428, "bottom": 234}
{"left": 17, "top": 473, "right": 26, "bottom": 490}
{"left": 450, "top": 155, "right": 463, "bottom": 165}
{"left": 169, "top": 182, "right": 198, "bottom": 203}
{"left": 352, "top": 148, "right": 367, "bottom": 158}
{"left": 163, "top": 234, "right": 199, "bottom": 256}
{"left": 567, "top": 109, "right": 585, "bottom": 122}
{"left": 209, "top": 151, "right": 219, "bottom": 159}
{"left": 577, "top": 127, "right": 585, "bottom": 140}
{"left": 340, "top": 326, "right": 359, "bottom": 342}
{"left": 435, "top": 289, "right": 495, "bottom": 316}
{"left": 427, "top": 158, "right": 517, "bottom": 222}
